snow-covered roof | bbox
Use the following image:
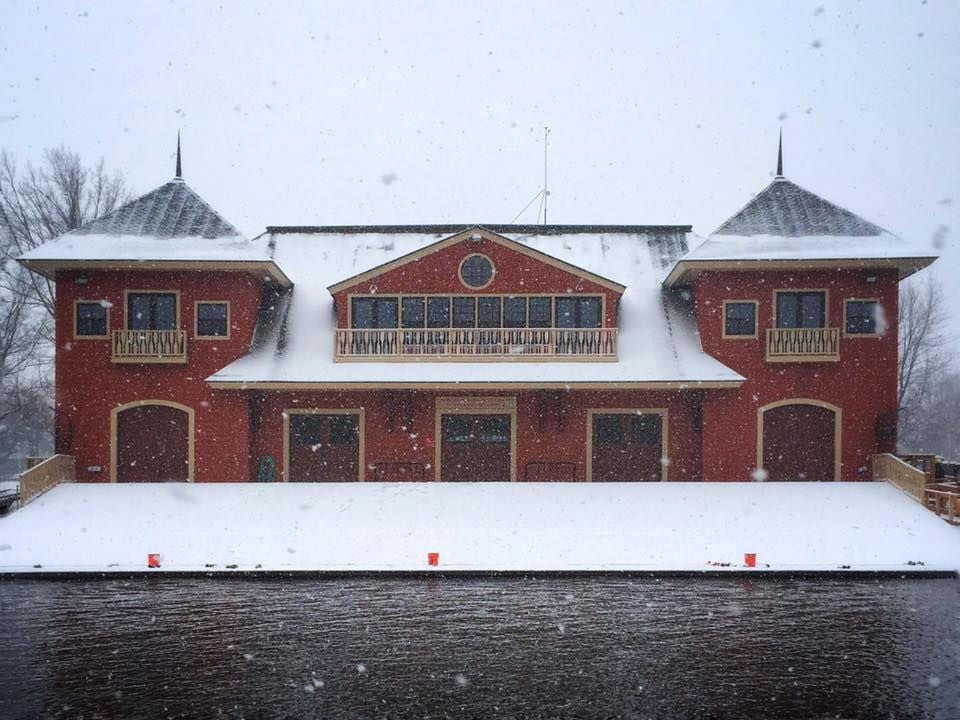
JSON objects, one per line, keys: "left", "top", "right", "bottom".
{"left": 21, "top": 233, "right": 274, "bottom": 263}
{"left": 17, "top": 178, "right": 291, "bottom": 284}
{"left": 209, "top": 226, "right": 743, "bottom": 388}
{"left": 715, "top": 177, "right": 887, "bottom": 237}
{"left": 73, "top": 177, "right": 242, "bottom": 239}
{"left": 665, "top": 177, "right": 937, "bottom": 285}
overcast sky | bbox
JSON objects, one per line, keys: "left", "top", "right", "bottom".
{"left": 3, "top": 1, "right": 958, "bottom": 319}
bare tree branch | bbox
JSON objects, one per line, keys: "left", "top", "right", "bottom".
{"left": 0, "top": 146, "right": 130, "bottom": 470}
{"left": 0, "top": 146, "right": 130, "bottom": 322}
{"left": 897, "top": 277, "right": 954, "bottom": 453}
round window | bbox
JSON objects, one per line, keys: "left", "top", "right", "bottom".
{"left": 459, "top": 254, "right": 494, "bottom": 288}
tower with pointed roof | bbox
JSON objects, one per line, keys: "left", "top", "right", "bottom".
{"left": 666, "top": 133, "right": 935, "bottom": 482}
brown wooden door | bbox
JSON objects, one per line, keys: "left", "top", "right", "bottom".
{"left": 763, "top": 404, "right": 836, "bottom": 481}
{"left": 116, "top": 404, "right": 189, "bottom": 482}
{"left": 288, "top": 414, "right": 360, "bottom": 482}
{"left": 440, "top": 414, "right": 511, "bottom": 481}
{"left": 591, "top": 413, "right": 663, "bottom": 481}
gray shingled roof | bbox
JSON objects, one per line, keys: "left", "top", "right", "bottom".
{"left": 71, "top": 178, "right": 240, "bottom": 239}
{"left": 714, "top": 177, "right": 886, "bottom": 237}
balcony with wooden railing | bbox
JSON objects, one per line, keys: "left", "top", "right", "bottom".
{"left": 335, "top": 328, "right": 618, "bottom": 361}
{"left": 112, "top": 329, "right": 187, "bottom": 363}
{"left": 766, "top": 327, "right": 840, "bottom": 362}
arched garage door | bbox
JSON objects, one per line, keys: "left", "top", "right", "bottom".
{"left": 113, "top": 401, "right": 193, "bottom": 482}
{"left": 760, "top": 401, "right": 839, "bottom": 481}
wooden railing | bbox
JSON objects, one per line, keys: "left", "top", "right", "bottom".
{"left": 766, "top": 327, "right": 840, "bottom": 362}
{"left": 335, "top": 328, "right": 618, "bottom": 360}
{"left": 872, "top": 453, "right": 927, "bottom": 501}
{"left": 897, "top": 453, "right": 937, "bottom": 484}
{"left": 19, "top": 454, "right": 75, "bottom": 506}
{"left": 112, "top": 329, "right": 187, "bottom": 363}
{"left": 925, "top": 487, "right": 960, "bottom": 525}
{"left": 24, "top": 456, "right": 47, "bottom": 470}
{"left": 874, "top": 453, "right": 960, "bottom": 525}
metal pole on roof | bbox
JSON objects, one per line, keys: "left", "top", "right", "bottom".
{"left": 776, "top": 128, "right": 783, "bottom": 177}
{"left": 176, "top": 131, "right": 183, "bottom": 179}
{"left": 543, "top": 126, "right": 550, "bottom": 224}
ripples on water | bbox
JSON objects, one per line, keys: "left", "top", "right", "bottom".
{"left": 0, "top": 577, "right": 957, "bottom": 719}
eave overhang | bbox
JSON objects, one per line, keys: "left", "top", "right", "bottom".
{"left": 206, "top": 379, "right": 744, "bottom": 391}
{"left": 663, "top": 256, "right": 938, "bottom": 288}
{"left": 18, "top": 258, "right": 293, "bottom": 287}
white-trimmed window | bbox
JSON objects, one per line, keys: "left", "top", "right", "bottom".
{"left": 127, "top": 291, "right": 178, "bottom": 330}
{"left": 556, "top": 296, "right": 602, "bottom": 328}
{"left": 196, "top": 301, "right": 230, "bottom": 338}
{"left": 459, "top": 254, "right": 495, "bottom": 289}
{"left": 845, "top": 299, "right": 880, "bottom": 336}
{"left": 351, "top": 297, "right": 398, "bottom": 329}
{"left": 353, "top": 294, "right": 604, "bottom": 330}
{"left": 723, "top": 301, "right": 758, "bottom": 338}
{"left": 75, "top": 301, "right": 109, "bottom": 338}
{"left": 775, "top": 291, "right": 826, "bottom": 329}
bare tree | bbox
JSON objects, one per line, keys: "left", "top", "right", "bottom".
{"left": 897, "top": 277, "right": 952, "bottom": 452}
{"left": 0, "top": 286, "right": 52, "bottom": 476}
{"left": 0, "top": 146, "right": 130, "bottom": 320}
{"left": 0, "top": 147, "right": 130, "bottom": 473}
{"left": 904, "top": 373, "right": 960, "bottom": 458}
{"left": 0, "top": 292, "right": 46, "bottom": 417}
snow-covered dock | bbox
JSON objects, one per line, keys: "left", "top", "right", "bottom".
{"left": 0, "top": 482, "right": 958, "bottom": 575}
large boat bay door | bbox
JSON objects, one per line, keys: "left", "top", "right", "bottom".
{"left": 435, "top": 397, "right": 516, "bottom": 482}
{"left": 286, "top": 411, "right": 363, "bottom": 482}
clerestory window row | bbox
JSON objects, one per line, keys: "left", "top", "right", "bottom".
{"left": 349, "top": 295, "right": 605, "bottom": 330}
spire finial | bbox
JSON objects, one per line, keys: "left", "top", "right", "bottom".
{"left": 776, "top": 128, "right": 783, "bottom": 177}
{"left": 175, "top": 132, "right": 182, "bottom": 179}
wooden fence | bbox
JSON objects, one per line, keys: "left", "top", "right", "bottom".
{"left": 925, "top": 488, "right": 960, "bottom": 525}
{"left": 24, "top": 456, "right": 47, "bottom": 470}
{"left": 19, "top": 454, "right": 76, "bottom": 506}
{"left": 897, "top": 453, "right": 938, "bottom": 484}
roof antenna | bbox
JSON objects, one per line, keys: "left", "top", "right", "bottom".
{"left": 775, "top": 128, "right": 783, "bottom": 178}
{"left": 175, "top": 131, "right": 183, "bottom": 179}
{"left": 543, "top": 126, "right": 550, "bottom": 224}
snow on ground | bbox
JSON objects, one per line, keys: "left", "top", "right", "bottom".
{"left": 0, "top": 482, "right": 957, "bottom": 574}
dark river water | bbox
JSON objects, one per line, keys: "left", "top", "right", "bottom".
{"left": 0, "top": 577, "right": 957, "bottom": 719}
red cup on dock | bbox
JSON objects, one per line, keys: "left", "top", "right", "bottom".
{"left": 744, "top": 553, "right": 756, "bottom": 568}
{"left": 427, "top": 552, "right": 439, "bottom": 567}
